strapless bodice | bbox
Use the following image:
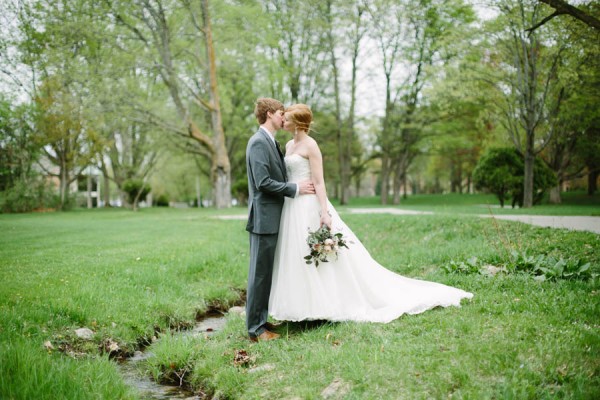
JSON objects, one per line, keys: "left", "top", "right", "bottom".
{"left": 285, "top": 154, "right": 311, "bottom": 182}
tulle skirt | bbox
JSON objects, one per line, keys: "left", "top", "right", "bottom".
{"left": 268, "top": 194, "right": 473, "bottom": 323}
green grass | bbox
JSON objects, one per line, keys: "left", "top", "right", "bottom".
{"left": 0, "top": 204, "right": 599, "bottom": 399}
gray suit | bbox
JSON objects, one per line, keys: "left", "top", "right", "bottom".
{"left": 245, "top": 128, "right": 297, "bottom": 338}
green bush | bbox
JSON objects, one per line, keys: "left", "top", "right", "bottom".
{"left": 231, "top": 177, "right": 248, "bottom": 205}
{"left": 154, "top": 193, "right": 170, "bottom": 207}
{"left": 472, "top": 147, "right": 557, "bottom": 207}
{"left": 0, "top": 179, "right": 58, "bottom": 213}
{"left": 121, "top": 179, "right": 151, "bottom": 205}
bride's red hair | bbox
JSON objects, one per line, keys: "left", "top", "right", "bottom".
{"left": 285, "top": 104, "right": 313, "bottom": 133}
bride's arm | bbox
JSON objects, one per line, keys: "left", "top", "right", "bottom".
{"left": 307, "top": 140, "right": 332, "bottom": 228}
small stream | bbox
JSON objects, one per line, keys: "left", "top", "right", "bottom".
{"left": 118, "top": 315, "right": 229, "bottom": 399}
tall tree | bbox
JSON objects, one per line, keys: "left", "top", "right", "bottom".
{"left": 368, "top": 0, "right": 475, "bottom": 204}
{"left": 107, "top": 0, "right": 231, "bottom": 208}
{"left": 35, "top": 76, "right": 100, "bottom": 209}
{"left": 262, "top": 0, "right": 329, "bottom": 104}
{"left": 486, "top": 0, "right": 567, "bottom": 207}
{"left": 210, "top": 0, "right": 267, "bottom": 203}
{"left": 544, "top": 4, "right": 600, "bottom": 200}
{"left": 11, "top": 0, "right": 108, "bottom": 210}
{"left": 366, "top": 0, "right": 403, "bottom": 204}
{"left": 0, "top": 98, "right": 38, "bottom": 191}
{"left": 543, "top": 63, "right": 597, "bottom": 202}
{"left": 322, "top": 0, "right": 367, "bottom": 204}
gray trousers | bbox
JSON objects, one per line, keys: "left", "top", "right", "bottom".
{"left": 246, "top": 232, "right": 278, "bottom": 338}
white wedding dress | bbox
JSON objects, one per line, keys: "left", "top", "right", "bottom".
{"left": 269, "top": 154, "right": 473, "bottom": 323}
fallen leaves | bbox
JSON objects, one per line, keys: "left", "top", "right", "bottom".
{"left": 233, "top": 349, "right": 251, "bottom": 367}
{"left": 101, "top": 338, "right": 120, "bottom": 354}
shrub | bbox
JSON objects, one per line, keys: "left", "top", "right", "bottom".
{"left": 122, "top": 179, "right": 151, "bottom": 205}
{"left": 0, "top": 178, "right": 57, "bottom": 213}
{"left": 472, "top": 148, "right": 521, "bottom": 207}
{"left": 231, "top": 177, "right": 248, "bottom": 205}
{"left": 154, "top": 193, "right": 170, "bottom": 207}
{"left": 472, "top": 147, "right": 557, "bottom": 207}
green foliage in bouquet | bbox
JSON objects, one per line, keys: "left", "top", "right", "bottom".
{"left": 304, "top": 225, "right": 349, "bottom": 267}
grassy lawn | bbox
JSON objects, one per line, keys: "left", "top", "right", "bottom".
{"left": 0, "top": 200, "right": 598, "bottom": 399}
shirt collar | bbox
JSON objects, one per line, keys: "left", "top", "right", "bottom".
{"left": 260, "top": 126, "right": 276, "bottom": 143}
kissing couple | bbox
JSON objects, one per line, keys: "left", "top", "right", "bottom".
{"left": 245, "top": 98, "right": 473, "bottom": 342}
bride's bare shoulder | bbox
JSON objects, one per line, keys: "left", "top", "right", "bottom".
{"left": 306, "top": 137, "right": 322, "bottom": 154}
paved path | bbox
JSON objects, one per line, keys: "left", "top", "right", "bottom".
{"left": 216, "top": 208, "right": 600, "bottom": 234}
{"left": 345, "top": 208, "right": 433, "bottom": 216}
{"left": 346, "top": 208, "right": 600, "bottom": 235}
{"left": 477, "top": 214, "right": 600, "bottom": 234}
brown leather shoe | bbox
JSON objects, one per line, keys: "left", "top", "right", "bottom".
{"left": 249, "top": 329, "right": 280, "bottom": 342}
{"left": 265, "top": 321, "right": 283, "bottom": 331}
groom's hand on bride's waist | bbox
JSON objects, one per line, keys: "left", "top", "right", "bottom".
{"left": 298, "top": 180, "right": 315, "bottom": 195}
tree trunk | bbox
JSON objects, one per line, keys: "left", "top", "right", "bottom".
{"left": 589, "top": 169, "right": 598, "bottom": 195}
{"left": 103, "top": 174, "right": 110, "bottom": 206}
{"left": 450, "top": 161, "right": 460, "bottom": 193}
{"left": 202, "top": 0, "right": 231, "bottom": 209}
{"left": 380, "top": 155, "right": 390, "bottom": 204}
{"left": 355, "top": 176, "right": 361, "bottom": 198}
{"left": 523, "top": 148, "right": 535, "bottom": 208}
{"left": 132, "top": 186, "right": 144, "bottom": 212}
{"left": 549, "top": 185, "right": 561, "bottom": 204}
{"left": 341, "top": 3, "right": 364, "bottom": 206}
{"left": 392, "top": 162, "right": 401, "bottom": 205}
{"left": 87, "top": 172, "right": 93, "bottom": 209}
{"left": 457, "top": 162, "right": 463, "bottom": 194}
{"left": 59, "top": 161, "right": 70, "bottom": 210}
{"left": 100, "top": 160, "right": 111, "bottom": 207}
{"left": 323, "top": 0, "right": 347, "bottom": 205}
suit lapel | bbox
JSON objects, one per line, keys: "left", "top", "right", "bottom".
{"left": 259, "top": 128, "right": 287, "bottom": 178}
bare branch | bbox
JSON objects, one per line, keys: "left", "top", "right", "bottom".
{"left": 525, "top": 10, "right": 565, "bottom": 33}
{"left": 529, "top": 0, "right": 600, "bottom": 32}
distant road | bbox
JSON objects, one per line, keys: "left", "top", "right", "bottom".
{"left": 346, "top": 208, "right": 600, "bottom": 235}
{"left": 216, "top": 208, "right": 600, "bottom": 234}
{"left": 477, "top": 214, "right": 600, "bottom": 234}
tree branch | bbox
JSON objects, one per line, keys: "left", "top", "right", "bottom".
{"left": 529, "top": 0, "right": 600, "bottom": 32}
{"left": 526, "top": 10, "right": 565, "bottom": 33}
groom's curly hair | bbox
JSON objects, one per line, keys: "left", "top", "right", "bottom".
{"left": 254, "top": 98, "right": 284, "bottom": 124}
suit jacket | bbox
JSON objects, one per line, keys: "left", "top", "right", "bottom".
{"left": 246, "top": 128, "right": 297, "bottom": 234}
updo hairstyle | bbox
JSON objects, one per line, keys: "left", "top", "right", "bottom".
{"left": 285, "top": 104, "right": 313, "bottom": 133}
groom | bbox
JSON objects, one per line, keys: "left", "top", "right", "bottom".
{"left": 245, "top": 98, "right": 314, "bottom": 342}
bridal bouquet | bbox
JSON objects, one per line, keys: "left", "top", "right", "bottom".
{"left": 304, "top": 225, "right": 349, "bottom": 267}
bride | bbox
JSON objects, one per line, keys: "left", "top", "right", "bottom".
{"left": 269, "top": 104, "right": 473, "bottom": 323}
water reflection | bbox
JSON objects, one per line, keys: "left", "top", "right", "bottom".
{"left": 119, "top": 316, "right": 228, "bottom": 399}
